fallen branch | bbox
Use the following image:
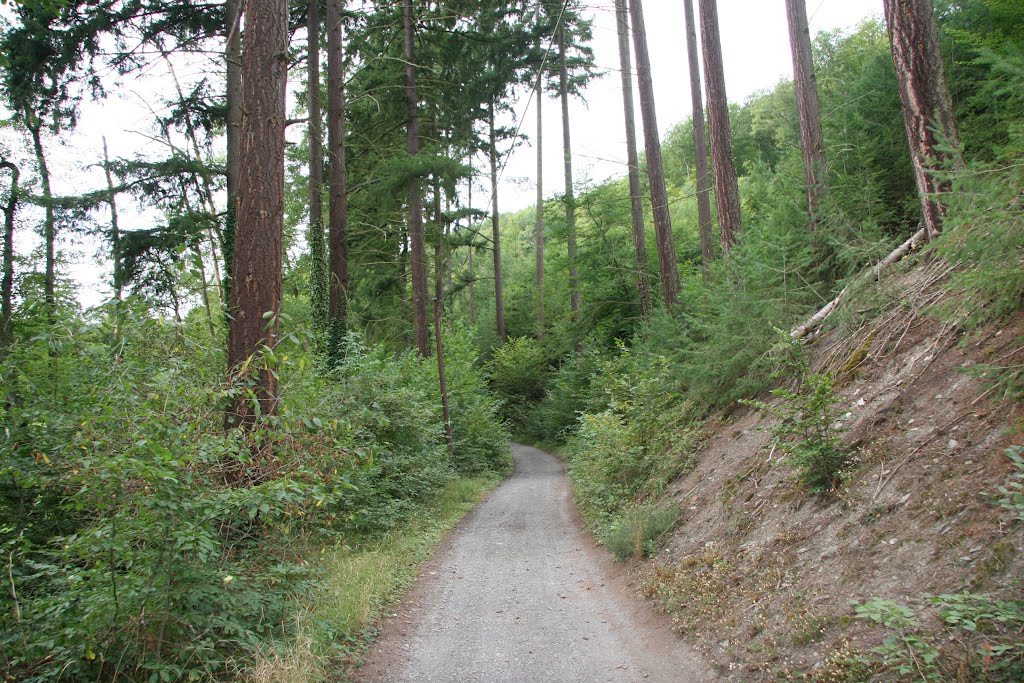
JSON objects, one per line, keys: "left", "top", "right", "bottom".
{"left": 791, "top": 227, "right": 929, "bottom": 340}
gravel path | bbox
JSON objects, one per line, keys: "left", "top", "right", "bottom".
{"left": 353, "top": 444, "right": 717, "bottom": 683}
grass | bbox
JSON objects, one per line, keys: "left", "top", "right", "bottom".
{"left": 241, "top": 475, "right": 503, "bottom": 683}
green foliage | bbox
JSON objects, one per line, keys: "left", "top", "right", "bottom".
{"left": 854, "top": 593, "right": 1024, "bottom": 681}
{"left": 743, "top": 338, "right": 850, "bottom": 495}
{"left": 853, "top": 598, "right": 943, "bottom": 681}
{"left": 487, "top": 336, "right": 549, "bottom": 433}
{"left": 0, "top": 299, "right": 508, "bottom": 681}
{"left": 997, "top": 446, "right": 1024, "bottom": 521}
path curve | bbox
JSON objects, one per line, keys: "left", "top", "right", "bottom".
{"left": 353, "top": 444, "right": 717, "bottom": 683}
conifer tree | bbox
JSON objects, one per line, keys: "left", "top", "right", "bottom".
{"left": 629, "top": 0, "right": 679, "bottom": 309}
{"left": 404, "top": 0, "right": 430, "bottom": 356}
{"left": 684, "top": 0, "right": 714, "bottom": 271}
{"left": 308, "top": 0, "right": 329, "bottom": 351}
{"left": 882, "top": 0, "right": 963, "bottom": 239}
{"left": 698, "top": 0, "right": 742, "bottom": 252}
{"left": 614, "top": 0, "right": 651, "bottom": 317}
{"left": 227, "top": 0, "right": 287, "bottom": 424}
{"left": 327, "top": 0, "right": 349, "bottom": 360}
{"left": 785, "top": 0, "right": 828, "bottom": 233}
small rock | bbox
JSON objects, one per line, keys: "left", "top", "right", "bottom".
{"left": 948, "top": 439, "right": 959, "bottom": 450}
{"left": 888, "top": 539, "right": 898, "bottom": 545}
{"left": 857, "top": 398, "right": 866, "bottom": 407}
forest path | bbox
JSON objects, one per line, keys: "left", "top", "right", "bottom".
{"left": 352, "top": 443, "right": 717, "bottom": 683}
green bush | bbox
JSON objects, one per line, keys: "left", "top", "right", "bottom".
{"left": 487, "top": 336, "right": 549, "bottom": 434}
{"left": 0, "top": 303, "right": 509, "bottom": 681}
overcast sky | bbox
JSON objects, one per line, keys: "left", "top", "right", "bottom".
{"left": 10, "top": 0, "right": 885, "bottom": 306}
{"left": 494, "top": 0, "right": 883, "bottom": 212}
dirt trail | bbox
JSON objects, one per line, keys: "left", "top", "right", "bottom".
{"left": 353, "top": 444, "right": 716, "bottom": 683}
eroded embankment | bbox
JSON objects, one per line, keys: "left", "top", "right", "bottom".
{"left": 634, "top": 261, "right": 1024, "bottom": 680}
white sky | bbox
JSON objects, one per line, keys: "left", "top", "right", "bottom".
{"left": 494, "top": 0, "right": 883, "bottom": 211}
{"left": 7, "top": 0, "right": 884, "bottom": 307}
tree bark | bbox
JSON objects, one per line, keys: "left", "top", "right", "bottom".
{"left": 615, "top": 0, "right": 652, "bottom": 319}
{"left": 683, "top": 0, "right": 714, "bottom": 272}
{"left": 785, "top": 0, "right": 828, "bottom": 233}
{"left": 489, "top": 102, "right": 506, "bottom": 344}
{"left": 535, "top": 74, "right": 546, "bottom": 339}
{"left": 227, "top": 0, "right": 287, "bottom": 424}
{"left": 433, "top": 179, "right": 443, "bottom": 303}
{"left": 698, "top": 0, "right": 742, "bottom": 252}
{"left": 224, "top": 0, "right": 243, "bottom": 320}
{"left": 328, "top": 0, "right": 350, "bottom": 358}
{"left": 467, "top": 159, "right": 476, "bottom": 325}
{"left": 629, "top": 0, "right": 678, "bottom": 310}
{"left": 308, "top": 0, "right": 328, "bottom": 346}
{"left": 404, "top": 0, "right": 430, "bottom": 357}
{"left": 558, "top": 25, "right": 581, "bottom": 317}
{"left": 1, "top": 159, "right": 17, "bottom": 349}
{"left": 882, "top": 0, "right": 963, "bottom": 240}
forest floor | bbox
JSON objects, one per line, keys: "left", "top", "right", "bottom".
{"left": 349, "top": 443, "right": 718, "bottom": 683}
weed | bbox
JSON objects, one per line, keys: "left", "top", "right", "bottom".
{"left": 997, "top": 446, "right": 1024, "bottom": 522}
{"left": 603, "top": 502, "right": 681, "bottom": 561}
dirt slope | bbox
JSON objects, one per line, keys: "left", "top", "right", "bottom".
{"left": 636, "top": 261, "right": 1024, "bottom": 680}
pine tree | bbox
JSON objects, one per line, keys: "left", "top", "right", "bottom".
{"left": 684, "top": 0, "right": 714, "bottom": 272}
{"left": 698, "top": 0, "right": 742, "bottom": 252}
{"left": 785, "top": 0, "right": 828, "bottom": 233}
{"left": 227, "top": 0, "right": 287, "bottom": 424}
{"left": 308, "top": 0, "right": 329, "bottom": 350}
{"left": 327, "top": 0, "right": 350, "bottom": 360}
{"left": 882, "top": 0, "right": 963, "bottom": 239}
{"left": 614, "top": 0, "right": 652, "bottom": 318}
{"left": 629, "top": 0, "right": 679, "bottom": 309}
{"left": 404, "top": 0, "right": 430, "bottom": 356}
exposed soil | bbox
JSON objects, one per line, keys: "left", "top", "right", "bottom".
{"left": 351, "top": 444, "right": 717, "bottom": 683}
{"left": 635, "top": 260, "right": 1024, "bottom": 680}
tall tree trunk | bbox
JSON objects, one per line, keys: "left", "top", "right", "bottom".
{"left": 558, "top": 25, "right": 581, "bottom": 318}
{"left": 26, "top": 120, "right": 55, "bottom": 315}
{"left": 698, "top": 0, "right": 742, "bottom": 252}
{"left": 101, "top": 137, "right": 123, "bottom": 300}
{"left": 785, "top": 0, "right": 828, "bottom": 233}
{"left": 433, "top": 179, "right": 443, "bottom": 302}
{"left": 489, "top": 102, "right": 506, "bottom": 344}
{"left": 883, "top": 0, "right": 963, "bottom": 240}
{"left": 404, "top": 0, "right": 430, "bottom": 357}
{"left": 224, "top": 0, "right": 243, "bottom": 321}
{"left": 684, "top": 0, "right": 714, "bottom": 272}
{"left": 308, "top": 0, "right": 328, "bottom": 347}
{"left": 467, "top": 159, "right": 476, "bottom": 325}
{"left": 614, "top": 0, "right": 652, "bottom": 319}
{"left": 535, "top": 75, "right": 546, "bottom": 340}
{"left": 1, "top": 159, "right": 17, "bottom": 349}
{"left": 227, "top": 0, "right": 287, "bottom": 425}
{"left": 629, "top": 0, "right": 679, "bottom": 310}
{"left": 328, "top": 0, "right": 350, "bottom": 359}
